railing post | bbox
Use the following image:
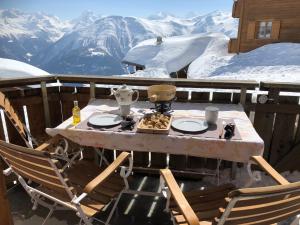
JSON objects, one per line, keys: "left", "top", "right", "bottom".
{"left": 41, "top": 81, "right": 51, "bottom": 128}
{"left": 90, "top": 82, "right": 96, "bottom": 100}
{"left": 0, "top": 160, "right": 14, "bottom": 225}
{"left": 240, "top": 87, "right": 247, "bottom": 105}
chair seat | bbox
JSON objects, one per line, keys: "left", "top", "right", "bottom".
{"left": 37, "top": 160, "right": 127, "bottom": 217}
{"left": 170, "top": 183, "right": 235, "bottom": 225}
{"left": 37, "top": 186, "right": 106, "bottom": 217}
{"left": 66, "top": 160, "right": 126, "bottom": 203}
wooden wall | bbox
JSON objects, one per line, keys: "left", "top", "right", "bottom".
{"left": 231, "top": 0, "right": 300, "bottom": 53}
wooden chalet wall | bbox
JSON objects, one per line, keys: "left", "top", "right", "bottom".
{"left": 229, "top": 0, "right": 300, "bottom": 53}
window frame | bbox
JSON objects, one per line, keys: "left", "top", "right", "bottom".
{"left": 257, "top": 21, "right": 273, "bottom": 39}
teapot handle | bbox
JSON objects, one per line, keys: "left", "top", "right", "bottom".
{"left": 132, "top": 90, "right": 139, "bottom": 103}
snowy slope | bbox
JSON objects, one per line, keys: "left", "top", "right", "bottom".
{"left": 192, "top": 11, "right": 237, "bottom": 37}
{"left": 123, "top": 33, "right": 226, "bottom": 74}
{"left": 188, "top": 40, "right": 300, "bottom": 81}
{"left": 0, "top": 58, "right": 49, "bottom": 78}
{"left": 124, "top": 31, "right": 300, "bottom": 82}
{"left": 0, "top": 9, "right": 72, "bottom": 63}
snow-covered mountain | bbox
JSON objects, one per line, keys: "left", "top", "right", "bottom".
{"left": 0, "top": 9, "right": 72, "bottom": 63}
{"left": 0, "top": 9, "right": 238, "bottom": 75}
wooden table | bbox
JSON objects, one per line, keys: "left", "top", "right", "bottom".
{"left": 46, "top": 99, "right": 264, "bottom": 163}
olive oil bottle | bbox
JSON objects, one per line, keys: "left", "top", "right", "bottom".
{"left": 72, "top": 100, "right": 81, "bottom": 125}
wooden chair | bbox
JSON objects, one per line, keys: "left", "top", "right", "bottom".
{"left": 0, "top": 91, "right": 82, "bottom": 165}
{"left": 0, "top": 140, "right": 133, "bottom": 225}
{"left": 160, "top": 156, "right": 300, "bottom": 225}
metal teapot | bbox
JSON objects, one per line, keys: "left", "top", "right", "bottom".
{"left": 111, "top": 84, "right": 139, "bottom": 105}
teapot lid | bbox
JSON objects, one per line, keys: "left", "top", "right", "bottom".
{"left": 118, "top": 84, "right": 131, "bottom": 92}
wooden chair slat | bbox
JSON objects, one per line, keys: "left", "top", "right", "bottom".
{"left": 0, "top": 149, "right": 57, "bottom": 176}
{"left": 6, "top": 158, "right": 63, "bottom": 185}
{"left": 229, "top": 194, "right": 297, "bottom": 207}
{"left": 224, "top": 203, "right": 300, "bottom": 225}
{"left": 12, "top": 166, "right": 66, "bottom": 192}
{"left": 228, "top": 194, "right": 300, "bottom": 216}
{"left": 0, "top": 92, "right": 27, "bottom": 141}
{"left": 229, "top": 182, "right": 300, "bottom": 198}
{"left": 0, "top": 145, "right": 55, "bottom": 167}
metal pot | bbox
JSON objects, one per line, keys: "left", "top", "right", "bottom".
{"left": 147, "top": 85, "right": 176, "bottom": 102}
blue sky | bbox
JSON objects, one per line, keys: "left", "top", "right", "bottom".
{"left": 0, "top": 0, "right": 233, "bottom": 19}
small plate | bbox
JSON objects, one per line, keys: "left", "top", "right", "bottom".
{"left": 172, "top": 118, "right": 208, "bottom": 133}
{"left": 88, "top": 114, "right": 123, "bottom": 127}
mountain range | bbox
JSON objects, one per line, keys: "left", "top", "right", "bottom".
{"left": 0, "top": 9, "right": 238, "bottom": 75}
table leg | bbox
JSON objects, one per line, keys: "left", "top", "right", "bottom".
{"left": 245, "top": 161, "right": 262, "bottom": 187}
{"left": 231, "top": 162, "right": 237, "bottom": 180}
{"left": 94, "top": 148, "right": 110, "bottom": 167}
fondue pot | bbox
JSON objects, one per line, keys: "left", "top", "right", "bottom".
{"left": 147, "top": 85, "right": 176, "bottom": 102}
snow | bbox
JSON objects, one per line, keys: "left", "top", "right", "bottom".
{"left": 188, "top": 40, "right": 300, "bottom": 82}
{"left": 123, "top": 33, "right": 226, "bottom": 74}
{"left": 0, "top": 58, "right": 49, "bottom": 78}
{"left": 0, "top": 9, "right": 72, "bottom": 42}
{"left": 128, "top": 68, "right": 170, "bottom": 78}
{"left": 124, "top": 32, "right": 300, "bottom": 82}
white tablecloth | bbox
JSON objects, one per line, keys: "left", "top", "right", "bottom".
{"left": 46, "top": 99, "right": 264, "bottom": 163}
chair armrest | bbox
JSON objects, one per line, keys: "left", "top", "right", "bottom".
{"left": 83, "top": 152, "right": 130, "bottom": 194}
{"left": 160, "top": 169, "right": 199, "bottom": 225}
{"left": 251, "top": 156, "right": 290, "bottom": 185}
{"left": 35, "top": 135, "right": 63, "bottom": 151}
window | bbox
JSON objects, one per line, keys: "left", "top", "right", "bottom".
{"left": 257, "top": 21, "right": 273, "bottom": 39}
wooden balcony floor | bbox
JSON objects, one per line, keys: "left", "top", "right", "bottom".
{"left": 9, "top": 174, "right": 199, "bottom": 225}
{"left": 8, "top": 174, "right": 293, "bottom": 225}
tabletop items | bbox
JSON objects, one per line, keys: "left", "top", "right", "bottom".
{"left": 47, "top": 99, "right": 262, "bottom": 163}
{"left": 111, "top": 84, "right": 139, "bottom": 117}
{"left": 205, "top": 106, "right": 219, "bottom": 125}
{"left": 137, "top": 112, "right": 172, "bottom": 134}
{"left": 148, "top": 85, "right": 177, "bottom": 113}
{"left": 171, "top": 118, "right": 208, "bottom": 133}
{"left": 147, "top": 85, "right": 176, "bottom": 102}
{"left": 88, "top": 114, "right": 123, "bottom": 127}
{"left": 72, "top": 100, "right": 81, "bottom": 125}
{"left": 81, "top": 84, "right": 238, "bottom": 139}
{"left": 77, "top": 84, "right": 238, "bottom": 139}
{"left": 224, "top": 123, "right": 235, "bottom": 139}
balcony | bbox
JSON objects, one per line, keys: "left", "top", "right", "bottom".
{"left": 1, "top": 75, "right": 300, "bottom": 224}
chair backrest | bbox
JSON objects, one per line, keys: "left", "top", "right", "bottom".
{"left": 0, "top": 92, "right": 29, "bottom": 146}
{"left": 0, "top": 140, "right": 74, "bottom": 199}
{"left": 217, "top": 182, "right": 300, "bottom": 225}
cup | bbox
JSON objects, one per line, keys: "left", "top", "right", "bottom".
{"left": 119, "top": 104, "right": 131, "bottom": 117}
{"left": 205, "top": 106, "right": 219, "bottom": 125}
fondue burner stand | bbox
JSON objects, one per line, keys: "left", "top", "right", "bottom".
{"left": 152, "top": 97, "right": 177, "bottom": 113}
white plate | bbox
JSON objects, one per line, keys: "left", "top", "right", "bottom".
{"left": 88, "top": 114, "right": 123, "bottom": 127}
{"left": 172, "top": 118, "right": 208, "bottom": 133}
